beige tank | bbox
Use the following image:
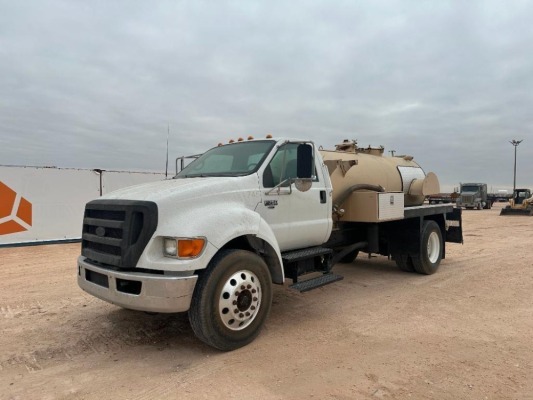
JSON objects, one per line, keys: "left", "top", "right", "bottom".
{"left": 320, "top": 140, "right": 440, "bottom": 215}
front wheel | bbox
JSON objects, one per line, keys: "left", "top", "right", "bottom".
{"left": 412, "top": 220, "right": 443, "bottom": 275}
{"left": 188, "top": 249, "right": 272, "bottom": 351}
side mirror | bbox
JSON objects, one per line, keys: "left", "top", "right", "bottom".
{"left": 295, "top": 144, "right": 313, "bottom": 192}
{"left": 297, "top": 144, "right": 313, "bottom": 179}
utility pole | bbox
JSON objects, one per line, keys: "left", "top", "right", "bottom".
{"left": 165, "top": 124, "right": 170, "bottom": 179}
{"left": 389, "top": 150, "right": 396, "bottom": 157}
{"left": 510, "top": 139, "right": 523, "bottom": 193}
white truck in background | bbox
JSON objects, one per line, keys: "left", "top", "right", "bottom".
{"left": 78, "top": 137, "right": 463, "bottom": 350}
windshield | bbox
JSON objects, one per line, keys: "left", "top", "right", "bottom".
{"left": 176, "top": 140, "right": 275, "bottom": 178}
{"left": 461, "top": 185, "right": 481, "bottom": 192}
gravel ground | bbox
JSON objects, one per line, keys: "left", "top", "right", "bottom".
{"left": 1, "top": 202, "right": 532, "bottom": 399}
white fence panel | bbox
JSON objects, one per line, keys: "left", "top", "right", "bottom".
{"left": 0, "top": 166, "right": 165, "bottom": 246}
{"left": 102, "top": 171, "right": 164, "bottom": 194}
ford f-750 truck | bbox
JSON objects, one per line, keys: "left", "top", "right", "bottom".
{"left": 78, "top": 137, "right": 462, "bottom": 350}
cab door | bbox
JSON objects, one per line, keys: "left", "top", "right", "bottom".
{"left": 256, "top": 142, "right": 331, "bottom": 252}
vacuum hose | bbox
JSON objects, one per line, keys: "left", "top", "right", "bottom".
{"left": 333, "top": 184, "right": 385, "bottom": 218}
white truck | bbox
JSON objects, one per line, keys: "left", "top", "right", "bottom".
{"left": 78, "top": 137, "right": 463, "bottom": 350}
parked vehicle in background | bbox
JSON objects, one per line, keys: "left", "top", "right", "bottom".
{"left": 428, "top": 191, "right": 459, "bottom": 204}
{"left": 488, "top": 190, "right": 512, "bottom": 204}
{"left": 456, "top": 183, "right": 490, "bottom": 210}
{"left": 500, "top": 188, "right": 533, "bottom": 216}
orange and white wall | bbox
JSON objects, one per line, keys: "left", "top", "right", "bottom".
{"left": 0, "top": 166, "right": 165, "bottom": 246}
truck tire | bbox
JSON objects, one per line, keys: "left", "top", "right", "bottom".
{"left": 394, "top": 254, "right": 415, "bottom": 272}
{"left": 412, "top": 220, "right": 443, "bottom": 275}
{"left": 188, "top": 249, "right": 273, "bottom": 351}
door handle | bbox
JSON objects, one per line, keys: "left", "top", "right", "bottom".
{"left": 320, "top": 190, "right": 327, "bottom": 204}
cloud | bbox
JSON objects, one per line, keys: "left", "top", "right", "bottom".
{"left": 1, "top": 0, "right": 532, "bottom": 191}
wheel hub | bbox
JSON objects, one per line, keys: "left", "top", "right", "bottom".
{"left": 237, "top": 290, "right": 252, "bottom": 311}
{"left": 219, "top": 270, "right": 261, "bottom": 331}
{"left": 427, "top": 231, "right": 440, "bottom": 263}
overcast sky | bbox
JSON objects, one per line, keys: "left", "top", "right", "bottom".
{"left": 1, "top": 0, "right": 532, "bottom": 191}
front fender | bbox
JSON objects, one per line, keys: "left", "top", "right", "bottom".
{"left": 204, "top": 207, "right": 285, "bottom": 284}
{"left": 136, "top": 203, "right": 284, "bottom": 280}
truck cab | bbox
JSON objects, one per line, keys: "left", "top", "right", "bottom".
{"left": 78, "top": 138, "right": 332, "bottom": 349}
{"left": 456, "top": 183, "right": 490, "bottom": 210}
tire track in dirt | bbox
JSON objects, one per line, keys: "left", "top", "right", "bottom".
{"left": 0, "top": 301, "right": 196, "bottom": 374}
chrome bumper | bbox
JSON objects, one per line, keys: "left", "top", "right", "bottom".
{"left": 77, "top": 256, "right": 198, "bottom": 313}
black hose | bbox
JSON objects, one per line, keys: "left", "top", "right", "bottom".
{"left": 334, "top": 184, "right": 385, "bottom": 210}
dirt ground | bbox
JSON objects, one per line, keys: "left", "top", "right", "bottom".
{"left": 1, "top": 202, "right": 532, "bottom": 400}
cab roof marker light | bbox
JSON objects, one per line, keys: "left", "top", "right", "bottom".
{"left": 248, "top": 136, "right": 254, "bottom": 140}
{"left": 266, "top": 134, "right": 273, "bottom": 138}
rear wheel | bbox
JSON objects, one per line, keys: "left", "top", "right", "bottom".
{"left": 412, "top": 220, "right": 443, "bottom": 275}
{"left": 189, "top": 249, "right": 272, "bottom": 351}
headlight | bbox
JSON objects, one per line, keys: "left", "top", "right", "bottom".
{"left": 163, "top": 237, "right": 206, "bottom": 259}
{"left": 163, "top": 238, "right": 178, "bottom": 257}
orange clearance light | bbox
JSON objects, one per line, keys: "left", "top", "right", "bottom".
{"left": 229, "top": 139, "right": 235, "bottom": 143}
{"left": 238, "top": 137, "right": 244, "bottom": 142}
{"left": 178, "top": 238, "right": 205, "bottom": 258}
{"left": 266, "top": 134, "right": 273, "bottom": 138}
{"left": 248, "top": 136, "right": 254, "bottom": 140}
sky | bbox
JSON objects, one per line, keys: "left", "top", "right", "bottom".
{"left": 1, "top": 0, "right": 532, "bottom": 192}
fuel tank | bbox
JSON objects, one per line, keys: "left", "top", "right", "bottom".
{"left": 319, "top": 140, "right": 440, "bottom": 209}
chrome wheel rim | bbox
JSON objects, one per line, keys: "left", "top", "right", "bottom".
{"left": 219, "top": 270, "right": 261, "bottom": 331}
{"left": 427, "top": 231, "right": 440, "bottom": 264}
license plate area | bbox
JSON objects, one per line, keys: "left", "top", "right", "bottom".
{"left": 85, "top": 269, "right": 109, "bottom": 288}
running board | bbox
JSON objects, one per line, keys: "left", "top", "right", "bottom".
{"left": 289, "top": 273, "right": 344, "bottom": 293}
{"left": 282, "top": 247, "right": 332, "bottom": 263}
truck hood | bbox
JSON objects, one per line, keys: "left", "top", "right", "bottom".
{"left": 102, "top": 175, "right": 260, "bottom": 206}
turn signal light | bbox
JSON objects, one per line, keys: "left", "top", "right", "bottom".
{"left": 163, "top": 237, "right": 206, "bottom": 259}
{"left": 178, "top": 238, "right": 205, "bottom": 258}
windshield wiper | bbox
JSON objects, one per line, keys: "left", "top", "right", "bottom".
{"left": 176, "top": 172, "right": 249, "bottom": 178}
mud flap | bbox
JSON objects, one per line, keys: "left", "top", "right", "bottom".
{"left": 445, "top": 207, "right": 463, "bottom": 244}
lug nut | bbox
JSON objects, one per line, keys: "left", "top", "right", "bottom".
{"left": 241, "top": 285, "right": 245, "bottom": 290}
{"left": 245, "top": 312, "right": 250, "bottom": 317}
{"left": 234, "top": 309, "right": 239, "bottom": 313}
{"left": 252, "top": 289, "right": 256, "bottom": 293}
{"left": 247, "top": 284, "right": 251, "bottom": 289}
{"left": 235, "top": 291, "right": 240, "bottom": 296}
{"left": 253, "top": 297, "right": 258, "bottom": 301}
{"left": 239, "top": 313, "right": 244, "bottom": 318}
{"left": 251, "top": 306, "right": 256, "bottom": 310}
{"left": 232, "top": 300, "right": 237, "bottom": 305}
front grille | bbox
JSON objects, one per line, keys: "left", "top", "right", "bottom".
{"left": 461, "top": 195, "right": 474, "bottom": 204}
{"left": 81, "top": 200, "right": 158, "bottom": 270}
